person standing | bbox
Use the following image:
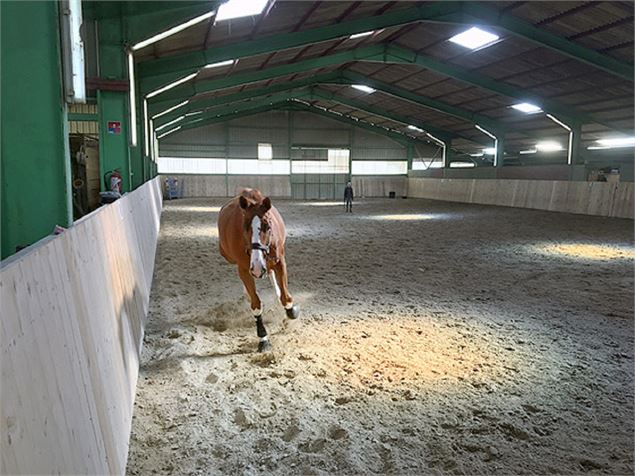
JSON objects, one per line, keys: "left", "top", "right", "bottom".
{"left": 344, "top": 181, "right": 354, "bottom": 213}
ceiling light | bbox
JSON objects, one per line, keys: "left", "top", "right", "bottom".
{"left": 519, "top": 148, "right": 537, "bottom": 154}
{"left": 157, "top": 126, "right": 182, "bottom": 139}
{"left": 216, "top": 0, "right": 268, "bottom": 22}
{"left": 152, "top": 100, "right": 189, "bottom": 119}
{"left": 536, "top": 141, "right": 563, "bottom": 152}
{"left": 483, "top": 147, "right": 496, "bottom": 154}
{"left": 407, "top": 125, "right": 423, "bottom": 132}
{"left": 350, "top": 31, "right": 374, "bottom": 40}
{"left": 146, "top": 73, "right": 198, "bottom": 98}
{"left": 132, "top": 11, "right": 216, "bottom": 50}
{"left": 511, "top": 102, "right": 542, "bottom": 114}
{"left": 449, "top": 27, "right": 499, "bottom": 50}
{"left": 155, "top": 115, "right": 185, "bottom": 132}
{"left": 469, "top": 152, "right": 484, "bottom": 157}
{"left": 204, "top": 59, "right": 234, "bottom": 69}
{"left": 185, "top": 111, "right": 203, "bottom": 117}
{"left": 597, "top": 137, "right": 635, "bottom": 148}
{"left": 351, "top": 84, "right": 376, "bottom": 94}
{"left": 449, "top": 162, "right": 476, "bottom": 168}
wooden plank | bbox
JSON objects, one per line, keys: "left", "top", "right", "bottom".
{"left": 0, "top": 178, "right": 163, "bottom": 474}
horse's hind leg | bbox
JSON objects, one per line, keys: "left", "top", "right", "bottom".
{"left": 238, "top": 266, "right": 271, "bottom": 352}
{"left": 273, "top": 259, "right": 300, "bottom": 319}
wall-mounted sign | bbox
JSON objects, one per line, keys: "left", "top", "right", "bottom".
{"left": 107, "top": 121, "right": 121, "bottom": 134}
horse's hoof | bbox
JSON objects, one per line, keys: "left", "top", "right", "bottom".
{"left": 286, "top": 305, "right": 300, "bottom": 320}
{"left": 258, "top": 340, "right": 272, "bottom": 352}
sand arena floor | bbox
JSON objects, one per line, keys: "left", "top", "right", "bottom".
{"left": 127, "top": 197, "right": 634, "bottom": 475}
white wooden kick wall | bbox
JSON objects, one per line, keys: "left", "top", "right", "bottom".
{"left": 1, "top": 178, "right": 163, "bottom": 474}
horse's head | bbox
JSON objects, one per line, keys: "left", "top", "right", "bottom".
{"left": 239, "top": 195, "right": 272, "bottom": 279}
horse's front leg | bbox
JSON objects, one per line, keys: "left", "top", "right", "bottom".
{"left": 272, "top": 259, "right": 300, "bottom": 319}
{"left": 238, "top": 266, "right": 271, "bottom": 352}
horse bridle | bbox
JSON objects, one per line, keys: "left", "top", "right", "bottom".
{"left": 251, "top": 242, "right": 269, "bottom": 254}
{"left": 249, "top": 217, "right": 272, "bottom": 258}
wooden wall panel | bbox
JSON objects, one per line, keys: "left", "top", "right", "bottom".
{"left": 1, "top": 178, "right": 163, "bottom": 475}
{"left": 407, "top": 178, "right": 634, "bottom": 219}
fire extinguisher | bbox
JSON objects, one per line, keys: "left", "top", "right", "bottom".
{"left": 104, "top": 169, "right": 123, "bottom": 193}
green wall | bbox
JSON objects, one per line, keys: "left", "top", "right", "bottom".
{"left": 1, "top": 1, "right": 72, "bottom": 259}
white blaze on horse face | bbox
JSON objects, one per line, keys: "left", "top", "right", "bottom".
{"left": 250, "top": 215, "right": 267, "bottom": 278}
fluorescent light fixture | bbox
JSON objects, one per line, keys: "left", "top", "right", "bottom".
{"left": 127, "top": 52, "right": 137, "bottom": 147}
{"left": 204, "top": 59, "right": 235, "bottom": 69}
{"left": 546, "top": 113, "right": 572, "bottom": 132}
{"left": 469, "top": 152, "right": 484, "bottom": 157}
{"left": 185, "top": 110, "right": 203, "bottom": 117}
{"left": 511, "top": 102, "right": 542, "bottom": 114}
{"left": 146, "top": 73, "right": 198, "bottom": 99}
{"left": 61, "top": 0, "right": 86, "bottom": 103}
{"left": 132, "top": 11, "right": 216, "bottom": 50}
{"left": 350, "top": 31, "right": 374, "bottom": 40}
{"left": 545, "top": 114, "right": 573, "bottom": 163}
{"left": 597, "top": 137, "right": 635, "bottom": 147}
{"left": 155, "top": 115, "right": 185, "bottom": 132}
{"left": 519, "top": 148, "right": 537, "bottom": 154}
{"left": 536, "top": 141, "right": 563, "bottom": 152}
{"left": 475, "top": 124, "right": 496, "bottom": 140}
{"left": 351, "top": 84, "right": 376, "bottom": 94}
{"left": 152, "top": 100, "right": 190, "bottom": 119}
{"left": 408, "top": 125, "right": 424, "bottom": 132}
{"left": 483, "top": 147, "right": 496, "bottom": 155}
{"left": 425, "top": 132, "right": 447, "bottom": 167}
{"left": 475, "top": 124, "right": 500, "bottom": 166}
{"left": 143, "top": 99, "right": 149, "bottom": 156}
{"left": 449, "top": 27, "right": 499, "bottom": 50}
{"left": 449, "top": 162, "right": 476, "bottom": 168}
{"left": 157, "top": 126, "right": 182, "bottom": 140}
{"left": 216, "top": 0, "right": 268, "bottom": 22}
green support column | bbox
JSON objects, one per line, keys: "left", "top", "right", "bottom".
{"left": 97, "top": 15, "right": 136, "bottom": 191}
{"left": 496, "top": 136, "right": 505, "bottom": 168}
{"left": 406, "top": 144, "right": 414, "bottom": 172}
{"left": 98, "top": 90, "right": 131, "bottom": 192}
{"left": 1, "top": 1, "right": 72, "bottom": 259}
{"left": 571, "top": 123, "right": 583, "bottom": 165}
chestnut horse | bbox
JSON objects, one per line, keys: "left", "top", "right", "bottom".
{"left": 217, "top": 188, "right": 300, "bottom": 351}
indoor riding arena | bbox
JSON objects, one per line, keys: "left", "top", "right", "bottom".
{"left": 1, "top": 2, "right": 633, "bottom": 476}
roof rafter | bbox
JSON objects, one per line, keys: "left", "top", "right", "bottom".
{"left": 137, "top": 0, "right": 632, "bottom": 88}
{"left": 175, "top": 97, "right": 424, "bottom": 147}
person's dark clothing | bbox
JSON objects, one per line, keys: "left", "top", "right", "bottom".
{"left": 344, "top": 185, "right": 354, "bottom": 213}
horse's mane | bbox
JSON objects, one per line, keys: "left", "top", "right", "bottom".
{"left": 237, "top": 188, "right": 264, "bottom": 205}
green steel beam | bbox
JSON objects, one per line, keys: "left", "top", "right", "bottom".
{"left": 68, "top": 112, "right": 99, "bottom": 122}
{"left": 178, "top": 104, "right": 281, "bottom": 131}
{"left": 137, "top": 2, "right": 458, "bottom": 81}
{"left": 148, "top": 43, "right": 613, "bottom": 133}
{"left": 175, "top": 92, "right": 308, "bottom": 130}
{"left": 153, "top": 70, "right": 496, "bottom": 143}
{"left": 285, "top": 102, "right": 418, "bottom": 146}
{"left": 176, "top": 97, "right": 422, "bottom": 147}
{"left": 308, "top": 88, "right": 459, "bottom": 143}
{"left": 159, "top": 82, "right": 465, "bottom": 144}
{"left": 385, "top": 45, "right": 615, "bottom": 129}
{"left": 143, "top": 44, "right": 386, "bottom": 101}
{"left": 338, "top": 71, "right": 502, "bottom": 132}
{"left": 450, "top": 2, "right": 633, "bottom": 81}
{"left": 151, "top": 72, "right": 341, "bottom": 120}
{"left": 137, "top": 1, "right": 630, "bottom": 83}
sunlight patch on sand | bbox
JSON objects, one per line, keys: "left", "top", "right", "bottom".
{"left": 170, "top": 205, "right": 222, "bottom": 213}
{"left": 366, "top": 213, "right": 446, "bottom": 221}
{"left": 533, "top": 243, "right": 635, "bottom": 261}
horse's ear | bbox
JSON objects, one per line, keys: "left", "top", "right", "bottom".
{"left": 239, "top": 196, "right": 249, "bottom": 210}
{"left": 261, "top": 197, "right": 272, "bottom": 213}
